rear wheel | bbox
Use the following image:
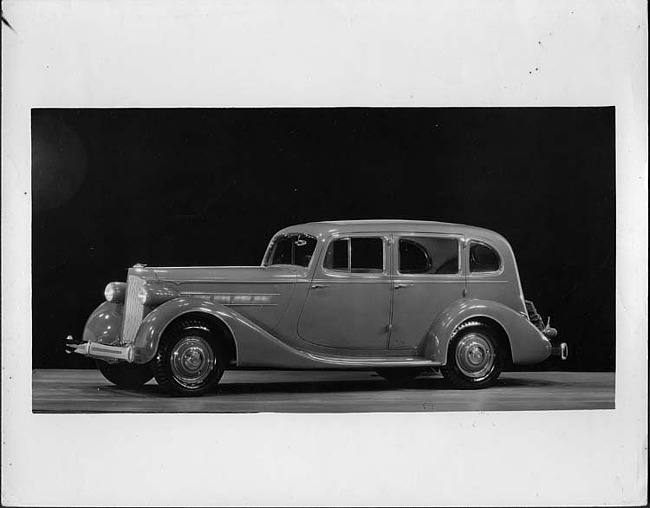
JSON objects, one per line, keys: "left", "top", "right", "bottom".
{"left": 441, "top": 322, "right": 504, "bottom": 389}
{"left": 154, "top": 318, "right": 225, "bottom": 396}
{"left": 95, "top": 359, "right": 154, "bottom": 389}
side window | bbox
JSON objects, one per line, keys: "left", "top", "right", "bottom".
{"left": 399, "top": 239, "right": 431, "bottom": 273}
{"left": 323, "top": 237, "right": 384, "bottom": 273}
{"left": 324, "top": 238, "right": 349, "bottom": 270}
{"left": 469, "top": 242, "right": 501, "bottom": 273}
{"left": 398, "top": 236, "right": 459, "bottom": 275}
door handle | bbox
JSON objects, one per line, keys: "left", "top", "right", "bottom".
{"left": 394, "top": 283, "right": 413, "bottom": 289}
{"left": 311, "top": 284, "right": 329, "bottom": 289}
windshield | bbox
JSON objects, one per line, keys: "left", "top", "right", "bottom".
{"left": 264, "top": 233, "right": 317, "bottom": 267}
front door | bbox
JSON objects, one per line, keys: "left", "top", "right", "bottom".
{"left": 389, "top": 233, "right": 466, "bottom": 351}
{"left": 297, "top": 234, "right": 391, "bottom": 350}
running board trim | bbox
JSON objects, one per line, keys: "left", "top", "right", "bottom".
{"left": 301, "top": 352, "right": 438, "bottom": 368}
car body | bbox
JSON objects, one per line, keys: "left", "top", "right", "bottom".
{"left": 68, "top": 220, "right": 568, "bottom": 395}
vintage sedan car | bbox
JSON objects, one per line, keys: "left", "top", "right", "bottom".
{"left": 67, "top": 220, "right": 567, "bottom": 396}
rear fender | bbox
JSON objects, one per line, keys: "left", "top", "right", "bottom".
{"left": 423, "top": 298, "right": 552, "bottom": 365}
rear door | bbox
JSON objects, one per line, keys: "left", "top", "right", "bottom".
{"left": 388, "top": 232, "right": 466, "bottom": 351}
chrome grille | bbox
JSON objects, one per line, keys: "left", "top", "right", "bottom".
{"left": 121, "top": 275, "right": 145, "bottom": 344}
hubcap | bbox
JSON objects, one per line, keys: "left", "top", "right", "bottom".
{"left": 170, "top": 336, "right": 215, "bottom": 388}
{"left": 455, "top": 333, "right": 495, "bottom": 379}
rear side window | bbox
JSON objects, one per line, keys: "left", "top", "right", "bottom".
{"left": 398, "top": 236, "right": 459, "bottom": 274}
{"left": 324, "top": 237, "right": 384, "bottom": 273}
{"left": 469, "top": 242, "right": 501, "bottom": 273}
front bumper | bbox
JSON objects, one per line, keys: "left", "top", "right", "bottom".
{"left": 66, "top": 336, "right": 134, "bottom": 363}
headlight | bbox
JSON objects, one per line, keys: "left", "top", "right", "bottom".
{"left": 137, "top": 283, "right": 179, "bottom": 306}
{"left": 104, "top": 282, "right": 126, "bottom": 303}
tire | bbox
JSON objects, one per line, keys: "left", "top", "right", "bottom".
{"left": 376, "top": 368, "right": 424, "bottom": 382}
{"left": 153, "top": 318, "right": 226, "bottom": 396}
{"left": 441, "top": 322, "right": 504, "bottom": 389}
{"left": 95, "top": 359, "right": 154, "bottom": 389}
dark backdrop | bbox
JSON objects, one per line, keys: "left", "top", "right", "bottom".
{"left": 32, "top": 107, "right": 615, "bottom": 371}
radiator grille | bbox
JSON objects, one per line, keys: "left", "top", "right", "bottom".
{"left": 121, "top": 275, "right": 146, "bottom": 344}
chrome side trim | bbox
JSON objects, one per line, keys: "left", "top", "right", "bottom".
{"left": 179, "top": 292, "right": 280, "bottom": 306}
{"left": 167, "top": 280, "right": 296, "bottom": 284}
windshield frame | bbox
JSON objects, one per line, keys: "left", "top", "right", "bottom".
{"left": 262, "top": 233, "right": 318, "bottom": 268}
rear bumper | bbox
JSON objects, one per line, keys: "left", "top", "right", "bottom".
{"left": 541, "top": 325, "right": 568, "bottom": 360}
{"left": 550, "top": 341, "right": 569, "bottom": 360}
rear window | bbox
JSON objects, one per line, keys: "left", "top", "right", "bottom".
{"left": 469, "top": 242, "right": 501, "bottom": 273}
{"left": 398, "top": 236, "right": 459, "bottom": 274}
{"left": 323, "top": 237, "right": 384, "bottom": 273}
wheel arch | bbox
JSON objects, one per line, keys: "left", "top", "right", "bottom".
{"left": 132, "top": 297, "right": 241, "bottom": 365}
{"left": 163, "top": 311, "right": 238, "bottom": 367}
{"left": 450, "top": 317, "right": 513, "bottom": 367}
{"left": 423, "top": 298, "right": 524, "bottom": 366}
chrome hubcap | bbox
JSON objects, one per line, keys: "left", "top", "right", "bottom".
{"left": 170, "top": 336, "right": 215, "bottom": 388}
{"left": 455, "top": 333, "right": 494, "bottom": 379}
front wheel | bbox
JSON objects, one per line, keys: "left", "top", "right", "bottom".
{"left": 154, "top": 319, "right": 225, "bottom": 396}
{"left": 441, "top": 322, "right": 504, "bottom": 389}
{"left": 95, "top": 359, "right": 154, "bottom": 389}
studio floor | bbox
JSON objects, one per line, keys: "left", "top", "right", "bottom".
{"left": 32, "top": 369, "right": 615, "bottom": 413}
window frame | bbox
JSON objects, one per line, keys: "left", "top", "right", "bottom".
{"left": 394, "top": 232, "right": 463, "bottom": 277}
{"left": 320, "top": 233, "right": 388, "bottom": 277}
{"left": 467, "top": 239, "right": 503, "bottom": 275}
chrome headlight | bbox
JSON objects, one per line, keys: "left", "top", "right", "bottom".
{"left": 137, "top": 283, "right": 179, "bottom": 306}
{"left": 104, "top": 282, "right": 126, "bottom": 303}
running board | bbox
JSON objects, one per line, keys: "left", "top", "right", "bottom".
{"left": 301, "top": 351, "right": 438, "bottom": 368}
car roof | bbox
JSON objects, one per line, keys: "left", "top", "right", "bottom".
{"left": 275, "top": 219, "right": 505, "bottom": 241}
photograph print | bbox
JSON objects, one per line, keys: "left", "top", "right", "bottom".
{"left": 31, "top": 106, "right": 615, "bottom": 413}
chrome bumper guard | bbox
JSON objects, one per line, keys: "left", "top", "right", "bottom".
{"left": 65, "top": 336, "right": 134, "bottom": 363}
{"left": 539, "top": 318, "right": 568, "bottom": 360}
{"left": 550, "top": 342, "right": 568, "bottom": 360}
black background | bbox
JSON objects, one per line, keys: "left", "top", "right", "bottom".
{"left": 32, "top": 107, "right": 615, "bottom": 371}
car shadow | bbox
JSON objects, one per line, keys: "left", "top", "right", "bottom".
{"left": 98, "top": 372, "right": 559, "bottom": 397}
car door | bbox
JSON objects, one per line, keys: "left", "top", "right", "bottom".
{"left": 297, "top": 233, "right": 392, "bottom": 350}
{"left": 388, "top": 232, "right": 466, "bottom": 351}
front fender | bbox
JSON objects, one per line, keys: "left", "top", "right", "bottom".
{"left": 131, "top": 297, "right": 236, "bottom": 363}
{"left": 131, "top": 297, "right": 327, "bottom": 368}
{"left": 82, "top": 301, "right": 123, "bottom": 345}
{"left": 423, "top": 298, "right": 552, "bottom": 365}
